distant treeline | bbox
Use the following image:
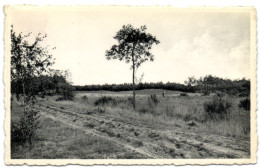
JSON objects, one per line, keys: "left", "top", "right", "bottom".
{"left": 11, "top": 74, "right": 250, "bottom": 97}
{"left": 75, "top": 82, "right": 194, "bottom": 92}
{"left": 74, "top": 75, "right": 250, "bottom": 96}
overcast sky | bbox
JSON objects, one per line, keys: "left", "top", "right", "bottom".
{"left": 9, "top": 7, "right": 251, "bottom": 85}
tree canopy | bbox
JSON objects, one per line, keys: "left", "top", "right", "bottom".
{"left": 11, "top": 26, "right": 56, "bottom": 101}
{"left": 11, "top": 26, "right": 55, "bottom": 82}
{"left": 106, "top": 24, "right": 160, "bottom": 69}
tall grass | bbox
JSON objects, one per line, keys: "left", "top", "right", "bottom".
{"left": 41, "top": 93, "right": 249, "bottom": 138}
{"left": 203, "top": 95, "right": 232, "bottom": 120}
{"left": 198, "top": 110, "right": 250, "bottom": 138}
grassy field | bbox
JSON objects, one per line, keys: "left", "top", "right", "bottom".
{"left": 11, "top": 89, "right": 250, "bottom": 159}
{"left": 11, "top": 100, "right": 146, "bottom": 159}
{"left": 49, "top": 90, "right": 250, "bottom": 138}
{"left": 75, "top": 89, "right": 201, "bottom": 98}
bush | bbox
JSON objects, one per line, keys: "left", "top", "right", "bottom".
{"left": 11, "top": 109, "right": 40, "bottom": 146}
{"left": 57, "top": 83, "right": 75, "bottom": 100}
{"left": 202, "top": 91, "right": 210, "bottom": 96}
{"left": 94, "top": 96, "right": 118, "bottom": 106}
{"left": 127, "top": 97, "right": 134, "bottom": 104}
{"left": 148, "top": 94, "right": 159, "bottom": 106}
{"left": 95, "top": 107, "right": 106, "bottom": 113}
{"left": 239, "top": 98, "right": 250, "bottom": 111}
{"left": 94, "top": 96, "right": 132, "bottom": 107}
{"left": 81, "top": 95, "right": 88, "bottom": 100}
{"left": 139, "top": 106, "right": 150, "bottom": 114}
{"left": 180, "top": 93, "right": 188, "bottom": 96}
{"left": 11, "top": 123, "right": 25, "bottom": 145}
{"left": 203, "top": 95, "right": 232, "bottom": 120}
{"left": 56, "top": 96, "right": 67, "bottom": 101}
{"left": 137, "top": 94, "right": 160, "bottom": 115}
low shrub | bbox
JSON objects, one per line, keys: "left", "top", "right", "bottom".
{"left": 180, "top": 93, "right": 188, "bottom": 96}
{"left": 148, "top": 131, "right": 160, "bottom": 140}
{"left": 127, "top": 97, "right": 134, "bottom": 104}
{"left": 203, "top": 95, "right": 232, "bottom": 120}
{"left": 94, "top": 96, "right": 117, "bottom": 106}
{"left": 148, "top": 94, "right": 159, "bottom": 106}
{"left": 137, "top": 95, "right": 161, "bottom": 115}
{"left": 94, "top": 96, "right": 133, "bottom": 107}
{"left": 11, "top": 109, "right": 40, "bottom": 146}
{"left": 183, "top": 113, "right": 192, "bottom": 121}
{"left": 57, "top": 83, "right": 75, "bottom": 100}
{"left": 84, "top": 122, "right": 95, "bottom": 128}
{"left": 11, "top": 122, "right": 25, "bottom": 145}
{"left": 81, "top": 95, "right": 88, "bottom": 100}
{"left": 202, "top": 91, "right": 210, "bottom": 96}
{"left": 239, "top": 98, "right": 250, "bottom": 111}
{"left": 139, "top": 106, "right": 149, "bottom": 114}
{"left": 96, "top": 107, "right": 106, "bottom": 113}
{"left": 56, "top": 96, "right": 65, "bottom": 101}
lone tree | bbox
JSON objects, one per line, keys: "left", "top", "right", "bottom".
{"left": 106, "top": 25, "right": 160, "bottom": 109}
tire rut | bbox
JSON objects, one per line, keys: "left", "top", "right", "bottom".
{"left": 39, "top": 111, "right": 158, "bottom": 159}
{"left": 36, "top": 104, "right": 250, "bottom": 158}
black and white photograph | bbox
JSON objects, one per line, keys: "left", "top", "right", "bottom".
{"left": 4, "top": 6, "right": 256, "bottom": 165}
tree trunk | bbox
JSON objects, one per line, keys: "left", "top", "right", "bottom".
{"left": 22, "top": 76, "right": 26, "bottom": 113}
{"left": 132, "top": 63, "right": 136, "bottom": 110}
{"left": 132, "top": 45, "right": 136, "bottom": 110}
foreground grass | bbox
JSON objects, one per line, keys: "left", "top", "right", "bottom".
{"left": 11, "top": 101, "right": 146, "bottom": 159}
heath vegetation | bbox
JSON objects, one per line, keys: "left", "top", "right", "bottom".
{"left": 10, "top": 25, "right": 251, "bottom": 159}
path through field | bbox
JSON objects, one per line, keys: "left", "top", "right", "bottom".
{"left": 36, "top": 104, "right": 250, "bottom": 159}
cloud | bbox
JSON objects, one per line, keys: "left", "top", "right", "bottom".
{"left": 151, "top": 25, "right": 250, "bottom": 83}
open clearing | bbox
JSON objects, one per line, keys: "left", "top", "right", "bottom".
{"left": 11, "top": 89, "right": 250, "bottom": 159}
{"left": 75, "top": 89, "right": 201, "bottom": 98}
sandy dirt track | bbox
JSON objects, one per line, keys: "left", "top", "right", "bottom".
{"left": 36, "top": 104, "right": 250, "bottom": 159}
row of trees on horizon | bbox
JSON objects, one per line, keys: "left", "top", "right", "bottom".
{"left": 12, "top": 71, "right": 250, "bottom": 99}
{"left": 74, "top": 75, "right": 250, "bottom": 96}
